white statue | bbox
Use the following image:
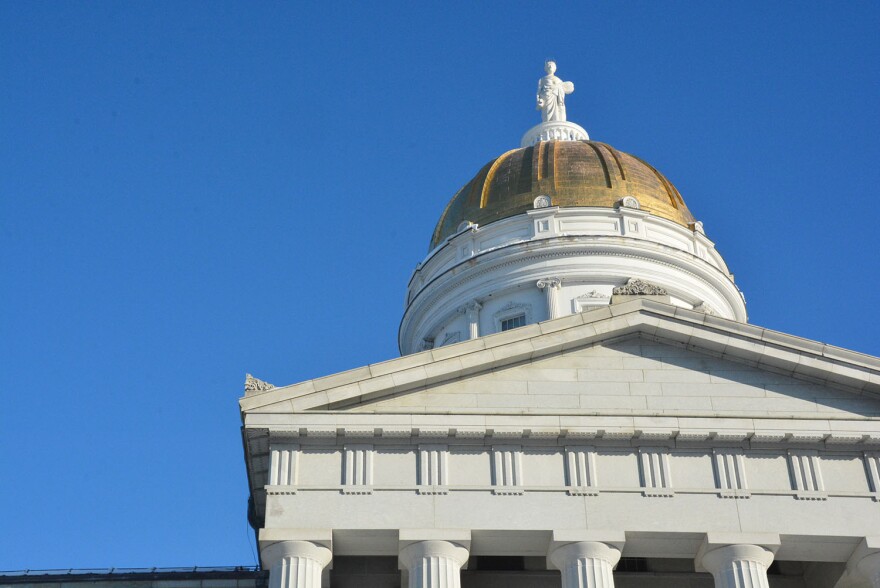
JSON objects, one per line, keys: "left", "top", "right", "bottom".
{"left": 536, "top": 60, "right": 574, "bottom": 122}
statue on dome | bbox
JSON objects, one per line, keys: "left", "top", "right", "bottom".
{"left": 536, "top": 60, "right": 574, "bottom": 122}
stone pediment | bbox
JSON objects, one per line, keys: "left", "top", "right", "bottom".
{"left": 240, "top": 300, "right": 880, "bottom": 421}
{"left": 345, "top": 337, "right": 880, "bottom": 419}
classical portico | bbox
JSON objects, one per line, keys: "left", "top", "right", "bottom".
{"left": 240, "top": 63, "right": 880, "bottom": 588}
{"left": 243, "top": 301, "right": 880, "bottom": 588}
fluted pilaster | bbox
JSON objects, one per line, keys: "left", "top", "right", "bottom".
{"left": 537, "top": 277, "right": 562, "bottom": 320}
{"left": 400, "top": 540, "right": 469, "bottom": 588}
{"left": 699, "top": 544, "right": 774, "bottom": 588}
{"left": 465, "top": 302, "right": 481, "bottom": 340}
{"left": 549, "top": 541, "right": 621, "bottom": 588}
{"left": 262, "top": 540, "right": 332, "bottom": 588}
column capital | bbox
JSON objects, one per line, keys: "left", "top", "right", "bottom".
{"left": 548, "top": 533, "right": 624, "bottom": 588}
{"left": 698, "top": 544, "right": 774, "bottom": 576}
{"left": 399, "top": 535, "right": 471, "bottom": 588}
{"left": 847, "top": 537, "right": 880, "bottom": 587}
{"left": 258, "top": 529, "right": 333, "bottom": 569}
{"left": 537, "top": 277, "right": 562, "bottom": 290}
{"left": 458, "top": 300, "right": 482, "bottom": 314}
{"left": 695, "top": 533, "right": 780, "bottom": 573}
{"left": 548, "top": 530, "right": 625, "bottom": 553}
{"left": 399, "top": 529, "right": 471, "bottom": 549}
{"left": 548, "top": 531, "right": 625, "bottom": 571}
{"left": 261, "top": 540, "right": 333, "bottom": 571}
{"left": 548, "top": 541, "right": 623, "bottom": 570}
{"left": 399, "top": 540, "right": 470, "bottom": 569}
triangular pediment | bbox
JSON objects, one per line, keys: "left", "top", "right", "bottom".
{"left": 342, "top": 335, "right": 880, "bottom": 418}
{"left": 239, "top": 300, "right": 880, "bottom": 419}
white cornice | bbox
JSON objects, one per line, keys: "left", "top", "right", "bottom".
{"left": 247, "top": 417, "right": 880, "bottom": 447}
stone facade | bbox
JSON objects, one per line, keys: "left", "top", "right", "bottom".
{"left": 241, "top": 301, "right": 880, "bottom": 588}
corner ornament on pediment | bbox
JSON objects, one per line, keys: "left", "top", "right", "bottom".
{"left": 245, "top": 373, "right": 275, "bottom": 393}
{"left": 613, "top": 278, "right": 668, "bottom": 296}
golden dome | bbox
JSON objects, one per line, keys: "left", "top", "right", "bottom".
{"left": 430, "top": 141, "right": 696, "bottom": 250}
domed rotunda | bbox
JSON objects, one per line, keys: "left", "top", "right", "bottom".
{"left": 400, "top": 66, "right": 746, "bottom": 355}
{"left": 240, "top": 62, "right": 880, "bottom": 588}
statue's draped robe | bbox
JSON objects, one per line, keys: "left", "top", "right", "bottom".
{"left": 537, "top": 75, "right": 570, "bottom": 122}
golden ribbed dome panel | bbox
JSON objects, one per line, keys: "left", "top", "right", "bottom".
{"left": 430, "top": 141, "right": 696, "bottom": 249}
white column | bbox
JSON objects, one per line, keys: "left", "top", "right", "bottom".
{"left": 699, "top": 544, "right": 774, "bottom": 588}
{"left": 465, "top": 301, "right": 481, "bottom": 339}
{"left": 549, "top": 541, "right": 622, "bottom": 588}
{"left": 537, "top": 277, "right": 562, "bottom": 319}
{"left": 400, "top": 540, "right": 469, "bottom": 588}
{"left": 262, "top": 540, "right": 332, "bottom": 588}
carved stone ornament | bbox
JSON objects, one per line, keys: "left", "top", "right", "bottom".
{"left": 689, "top": 221, "right": 706, "bottom": 235}
{"left": 617, "top": 196, "right": 640, "bottom": 210}
{"left": 612, "top": 278, "right": 668, "bottom": 296}
{"left": 536, "top": 277, "right": 562, "bottom": 290}
{"left": 441, "top": 331, "right": 461, "bottom": 346}
{"left": 694, "top": 302, "right": 717, "bottom": 315}
{"left": 574, "top": 289, "right": 611, "bottom": 313}
{"left": 244, "top": 373, "right": 275, "bottom": 393}
{"left": 458, "top": 301, "right": 482, "bottom": 316}
{"left": 577, "top": 290, "right": 609, "bottom": 300}
{"left": 533, "top": 195, "right": 552, "bottom": 209}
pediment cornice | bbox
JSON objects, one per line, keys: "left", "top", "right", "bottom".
{"left": 240, "top": 300, "right": 880, "bottom": 415}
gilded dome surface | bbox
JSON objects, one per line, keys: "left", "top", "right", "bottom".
{"left": 430, "top": 141, "right": 696, "bottom": 249}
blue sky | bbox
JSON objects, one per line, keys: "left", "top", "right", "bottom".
{"left": 2, "top": 0, "right": 879, "bottom": 570}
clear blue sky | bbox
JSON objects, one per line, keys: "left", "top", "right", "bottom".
{"left": 2, "top": 0, "right": 878, "bottom": 570}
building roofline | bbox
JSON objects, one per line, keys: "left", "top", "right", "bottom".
{"left": 0, "top": 567, "right": 265, "bottom": 585}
